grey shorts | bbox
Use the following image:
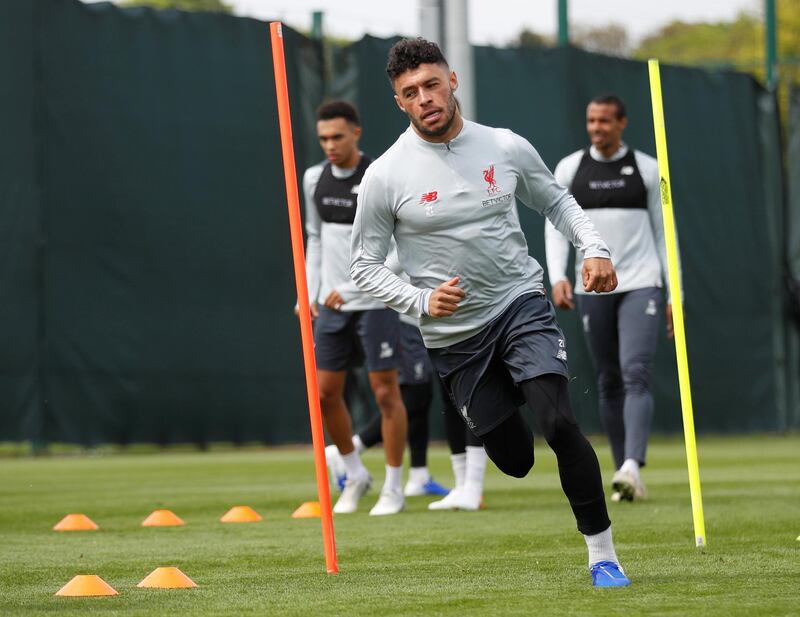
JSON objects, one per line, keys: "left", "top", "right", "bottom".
{"left": 397, "top": 322, "right": 433, "bottom": 385}
{"left": 429, "top": 292, "right": 569, "bottom": 435}
{"left": 314, "top": 307, "right": 399, "bottom": 372}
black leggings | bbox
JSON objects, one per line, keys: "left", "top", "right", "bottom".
{"left": 480, "top": 373, "right": 610, "bottom": 535}
{"left": 440, "top": 378, "right": 482, "bottom": 454}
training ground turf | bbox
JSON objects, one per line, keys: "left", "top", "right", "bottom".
{"left": 0, "top": 435, "right": 797, "bottom": 616}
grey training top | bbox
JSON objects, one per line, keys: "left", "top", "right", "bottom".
{"left": 544, "top": 144, "right": 674, "bottom": 296}
{"left": 350, "top": 120, "right": 611, "bottom": 348}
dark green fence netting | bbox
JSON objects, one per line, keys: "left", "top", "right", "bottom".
{"left": 0, "top": 2, "right": 793, "bottom": 444}
{"left": 0, "top": 1, "right": 40, "bottom": 441}
{"left": 2, "top": 0, "right": 325, "bottom": 444}
{"left": 787, "top": 86, "right": 800, "bottom": 430}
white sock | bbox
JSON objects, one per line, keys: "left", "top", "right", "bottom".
{"left": 341, "top": 450, "right": 367, "bottom": 479}
{"left": 584, "top": 526, "right": 619, "bottom": 568}
{"left": 450, "top": 452, "right": 467, "bottom": 489}
{"left": 352, "top": 434, "right": 365, "bottom": 454}
{"left": 620, "top": 458, "right": 640, "bottom": 476}
{"left": 464, "top": 446, "right": 487, "bottom": 493}
{"left": 384, "top": 464, "right": 403, "bottom": 493}
{"left": 408, "top": 466, "right": 430, "bottom": 485}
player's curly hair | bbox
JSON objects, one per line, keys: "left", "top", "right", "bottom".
{"left": 386, "top": 38, "right": 449, "bottom": 82}
{"left": 316, "top": 100, "right": 360, "bottom": 126}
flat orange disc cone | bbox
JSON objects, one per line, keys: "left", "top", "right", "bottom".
{"left": 137, "top": 567, "right": 197, "bottom": 589}
{"left": 141, "top": 509, "right": 185, "bottom": 527}
{"left": 53, "top": 514, "right": 99, "bottom": 531}
{"left": 220, "top": 505, "right": 262, "bottom": 523}
{"left": 291, "top": 501, "right": 321, "bottom": 519}
{"left": 55, "top": 575, "right": 118, "bottom": 597}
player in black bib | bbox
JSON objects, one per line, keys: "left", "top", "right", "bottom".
{"left": 545, "top": 94, "right": 676, "bottom": 502}
{"left": 300, "top": 101, "right": 407, "bottom": 516}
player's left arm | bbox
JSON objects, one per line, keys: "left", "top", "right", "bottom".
{"left": 510, "top": 133, "right": 617, "bottom": 294}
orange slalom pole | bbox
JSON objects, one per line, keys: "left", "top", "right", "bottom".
{"left": 269, "top": 21, "right": 338, "bottom": 575}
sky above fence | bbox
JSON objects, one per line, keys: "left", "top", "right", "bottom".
{"left": 230, "top": 0, "right": 758, "bottom": 46}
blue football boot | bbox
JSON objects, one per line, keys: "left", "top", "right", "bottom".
{"left": 590, "top": 561, "right": 631, "bottom": 588}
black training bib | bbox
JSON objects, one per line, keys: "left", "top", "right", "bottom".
{"left": 313, "top": 155, "right": 372, "bottom": 224}
{"left": 570, "top": 149, "right": 646, "bottom": 211}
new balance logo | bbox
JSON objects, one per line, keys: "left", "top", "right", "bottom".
{"left": 419, "top": 191, "right": 438, "bottom": 204}
{"left": 420, "top": 191, "right": 439, "bottom": 217}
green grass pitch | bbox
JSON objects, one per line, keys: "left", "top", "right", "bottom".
{"left": 0, "top": 435, "right": 797, "bottom": 616}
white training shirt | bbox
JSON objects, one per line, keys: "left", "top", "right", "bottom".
{"left": 544, "top": 144, "right": 673, "bottom": 296}
{"left": 349, "top": 120, "right": 611, "bottom": 349}
{"left": 303, "top": 160, "right": 387, "bottom": 312}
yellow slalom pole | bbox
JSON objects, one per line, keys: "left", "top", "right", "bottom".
{"left": 648, "top": 59, "right": 707, "bottom": 548}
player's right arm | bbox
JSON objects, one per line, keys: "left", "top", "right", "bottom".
{"left": 300, "top": 167, "right": 322, "bottom": 318}
{"left": 350, "top": 167, "right": 438, "bottom": 318}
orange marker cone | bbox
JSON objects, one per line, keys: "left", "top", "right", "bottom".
{"left": 55, "top": 575, "right": 118, "bottom": 597}
{"left": 292, "top": 501, "right": 321, "bottom": 519}
{"left": 53, "top": 514, "right": 99, "bottom": 531}
{"left": 137, "top": 567, "right": 197, "bottom": 589}
{"left": 220, "top": 505, "right": 262, "bottom": 523}
{"left": 141, "top": 509, "right": 185, "bottom": 527}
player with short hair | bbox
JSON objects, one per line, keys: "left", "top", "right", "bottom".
{"left": 302, "top": 100, "right": 407, "bottom": 516}
{"left": 349, "top": 38, "right": 630, "bottom": 586}
{"left": 545, "top": 94, "right": 675, "bottom": 502}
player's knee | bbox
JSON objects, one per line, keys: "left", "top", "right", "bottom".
{"left": 318, "top": 387, "right": 342, "bottom": 414}
{"left": 483, "top": 431, "right": 534, "bottom": 478}
{"left": 596, "top": 371, "right": 624, "bottom": 398}
{"left": 538, "top": 405, "right": 578, "bottom": 445}
{"left": 622, "top": 361, "right": 651, "bottom": 395}
{"left": 371, "top": 381, "right": 399, "bottom": 411}
{"left": 497, "top": 449, "right": 534, "bottom": 478}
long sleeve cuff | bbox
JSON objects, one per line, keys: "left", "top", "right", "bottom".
{"left": 419, "top": 289, "right": 432, "bottom": 316}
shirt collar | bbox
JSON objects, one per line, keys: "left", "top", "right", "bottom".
{"left": 590, "top": 142, "right": 629, "bottom": 162}
{"left": 406, "top": 119, "right": 471, "bottom": 150}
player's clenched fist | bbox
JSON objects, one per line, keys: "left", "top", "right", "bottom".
{"left": 582, "top": 257, "right": 618, "bottom": 294}
{"left": 428, "top": 276, "right": 466, "bottom": 318}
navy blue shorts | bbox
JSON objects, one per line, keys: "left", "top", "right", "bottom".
{"left": 397, "top": 322, "right": 433, "bottom": 385}
{"left": 429, "top": 292, "right": 569, "bottom": 436}
{"left": 314, "top": 307, "right": 400, "bottom": 372}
